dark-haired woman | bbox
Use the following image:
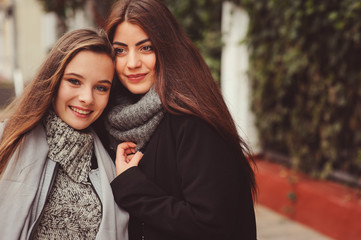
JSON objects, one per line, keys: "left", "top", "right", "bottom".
{"left": 104, "top": 0, "right": 257, "bottom": 239}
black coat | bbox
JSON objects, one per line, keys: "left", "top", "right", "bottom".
{"left": 111, "top": 113, "right": 257, "bottom": 240}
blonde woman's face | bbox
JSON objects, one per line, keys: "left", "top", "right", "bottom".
{"left": 53, "top": 50, "right": 114, "bottom": 130}
{"left": 112, "top": 22, "right": 156, "bottom": 94}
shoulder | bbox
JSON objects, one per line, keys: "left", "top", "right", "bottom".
{"left": 162, "top": 112, "right": 225, "bottom": 147}
{"left": 0, "top": 120, "right": 46, "bottom": 142}
{"left": 165, "top": 112, "right": 215, "bottom": 134}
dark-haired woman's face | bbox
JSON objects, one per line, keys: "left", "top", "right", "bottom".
{"left": 112, "top": 22, "right": 156, "bottom": 94}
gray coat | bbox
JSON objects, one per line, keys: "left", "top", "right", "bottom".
{"left": 0, "top": 122, "right": 129, "bottom": 240}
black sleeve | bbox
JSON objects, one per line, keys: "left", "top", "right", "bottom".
{"left": 111, "top": 116, "right": 256, "bottom": 239}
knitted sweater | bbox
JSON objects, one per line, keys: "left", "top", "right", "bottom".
{"left": 31, "top": 112, "right": 101, "bottom": 239}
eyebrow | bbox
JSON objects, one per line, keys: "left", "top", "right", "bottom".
{"left": 64, "top": 73, "right": 84, "bottom": 79}
{"left": 113, "top": 38, "right": 151, "bottom": 47}
{"left": 98, "top": 80, "right": 112, "bottom": 85}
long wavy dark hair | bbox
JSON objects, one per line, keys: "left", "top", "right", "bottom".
{"left": 105, "top": 0, "right": 257, "bottom": 197}
{"left": 0, "top": 29, "right": 114, "bottom": 176}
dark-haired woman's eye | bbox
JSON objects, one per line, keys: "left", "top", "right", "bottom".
{"left": 142, "top": 45, "right": 154, "bottom": 52}
{"left": 114, "top": 47, "right": 126, "bottom": 55}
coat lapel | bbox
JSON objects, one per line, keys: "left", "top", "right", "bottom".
{"left": 0, "top": 123, "right": 49, "bottom": 240}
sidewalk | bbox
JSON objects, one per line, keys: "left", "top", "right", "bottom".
{"left": 255, "top": 204, "right": 334, "bottom": 240}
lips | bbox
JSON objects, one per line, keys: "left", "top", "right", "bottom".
{"left": 69, "top": 106, "right": 92, "bottom": 115}
{"left": 126, "top": 73, "right": 147, "bottom": 82}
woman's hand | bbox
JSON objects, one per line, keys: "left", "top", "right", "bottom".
{"left": 115, "top": 142, "right": 143, "bottom": 175}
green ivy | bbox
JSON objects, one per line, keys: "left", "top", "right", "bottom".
{"left": 235, "top": 0, "right": 361, "bottom": 178}
{"left": 163, "top": 0, "right": 223, "bottom": 82}
{"left": 37, "top": 0, "right": 223, "bottom": 81}
{"left": 37, "top": 0, "right": 115, "bottom": 35}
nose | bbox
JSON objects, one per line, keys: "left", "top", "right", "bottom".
{"left": 78, "top": 87, "right": 94, "bottom": 104}
{"left": 127, "top": 51, "right": 141, "bottom": 69}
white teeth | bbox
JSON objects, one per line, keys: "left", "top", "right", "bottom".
{"left": 70, "top": 106, "right": 91, "bottom": 115}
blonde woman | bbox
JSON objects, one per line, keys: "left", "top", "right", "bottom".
{"left": 0, "top": 29, "right": 128, "bottom": 240}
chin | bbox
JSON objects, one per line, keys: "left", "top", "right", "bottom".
{"left": 66, "top": 120, "right": 91, "bottom": 130}
{"left": 70, "top": 124, "right": 88, "bottom": 130}
{"left": 129, "top": 87, "right": 152, "bottom": 95}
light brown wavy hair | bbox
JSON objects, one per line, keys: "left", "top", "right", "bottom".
{"left": 105, "top": 0, "right": 257, "bottom": 196}
{"left": 0, "top": 29, "right": 115, "bottom": 175}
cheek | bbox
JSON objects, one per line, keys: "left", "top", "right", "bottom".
{"left": 118, "top": 76, "right": 127, "bottom": 88}
{"left": 115, "top": 60, "right": 127, "bottom": 85}
{"left": 115, "top": 59, "right": 125, "bottom": 74}
{"left": 52, "top": 96, "right": 60, "bottom": 114}
{"left": 53, "top": 85, "right": 67, "bottom": 110}
{"left": 147, "top": 55, "right": 156, "bottom": 71}
{"left": 96, "top": 95, "right": 110, "bottom": 113}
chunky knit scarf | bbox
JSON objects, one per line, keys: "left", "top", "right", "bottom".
{"left": 106, "top": 87, "right": 164, "bottom": 151}
{"left": 44, "top": 111, "right": 94, "bottom": 183}
{"left": 32, "top": 111, "right": 101, "bottom": 240}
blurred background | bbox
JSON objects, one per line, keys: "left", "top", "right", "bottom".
{"left": 1, "top": 0, "right": 360, "bottom": 239}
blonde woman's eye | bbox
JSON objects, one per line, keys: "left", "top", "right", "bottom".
{"left": 96, "top": 85, "right": 109, "bottom": 92}
{"left": 67, "top": 79, "right": 80, "bottom": 85}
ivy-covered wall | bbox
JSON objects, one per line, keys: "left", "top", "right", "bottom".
{"left": 235, "top": 0, "right": 361, "bottom": 179}
{"left": 163, "top": 0, "right": 223, "bottom": 82}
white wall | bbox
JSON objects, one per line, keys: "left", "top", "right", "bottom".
{"left": 0, "top": 0, "right": 14, "bottom": 82}
{"left": 221, "top": 1, "right": 259, "bottom": 153}
{"left": 0, "top": 0, "right": 94, "bottom": 95}
{"left": 15, "top": 0, "right": 47, "bottom": 84}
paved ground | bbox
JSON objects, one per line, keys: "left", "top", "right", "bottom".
{"left": 255, "top": 204, "right": 334, "bottom": 240}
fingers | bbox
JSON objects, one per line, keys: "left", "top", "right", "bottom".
{"left": 117, "top": 142, "right": 137, "bottom": 150}
{"left": 115, "top": 142, "right": 143, "bottom": 176}
{"left": 131, "top": 151, "right": 143, "bottom": 165}
{"left": 124, "top": 151, "right": 143, "bottom": 163}
{"left": 124, "top": 148, "right": 135, "bottom": 155}
{"left": 116, "top": 142, "right": 136, "bottom": 155}
{"left": 115, "top": 151, "right": 144, "bottom": 176}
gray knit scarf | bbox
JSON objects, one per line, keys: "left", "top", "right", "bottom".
{"left": 106, "top": 87, "right": 164, "bottom": 151}
{"left": 32, "top": 111, "right": 101, "bottom": 240}
{"left": 44, "top": 110, "right": 93, "bottom": 184}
